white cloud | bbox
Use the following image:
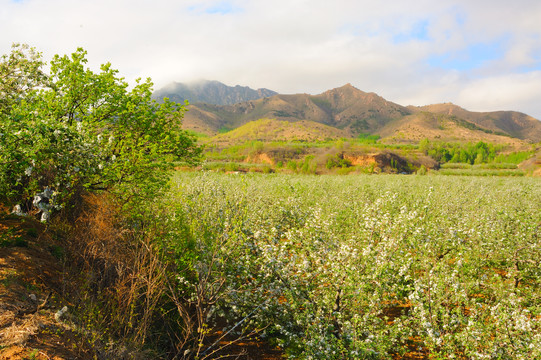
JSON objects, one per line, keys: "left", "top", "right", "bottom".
{"left": 2, "top": 0, "right": 541, "bottom": 119}
{"left": 457, "top": 71, "right": 541, "bottom": 115}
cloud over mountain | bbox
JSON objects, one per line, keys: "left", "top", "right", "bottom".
{"left": 2, "top": 0, "right": 541, "bottom": 118}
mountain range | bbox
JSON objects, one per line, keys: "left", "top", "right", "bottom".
{"left": 153, "top": 81, "right": 541, "bottom": 144}
{"left": 152, "top": 80, "right": 277, "bottom": 105}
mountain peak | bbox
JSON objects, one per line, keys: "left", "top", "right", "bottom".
{"left": 332, "top": 83, "right": 363, "bottom": 92}
{"left": 153, "top": 80, "right": 277, "bottom": 105}
{"left": 341, "top": 83, "right": 357, "bottom": 90}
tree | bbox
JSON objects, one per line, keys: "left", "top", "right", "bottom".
{"left": 0, "top": 43, "right": 47, "bottom": 114}
{"left": 0, "top": 45, "right": 201, "bottom": 215}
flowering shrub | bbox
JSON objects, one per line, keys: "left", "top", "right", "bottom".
{"left": 0, "top": 44, "right": 201, "bottom": 214}
{"left": 168, "top": 172, "right": 541, "bottom": 359}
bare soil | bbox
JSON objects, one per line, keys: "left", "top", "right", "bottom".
{"left": 0, "top": 213, "right": 94, "bottom": 360}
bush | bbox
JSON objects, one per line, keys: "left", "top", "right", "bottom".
{"left": 0, "top": 44, "right": 201, "bottom": 217}
{"left": 325, "top": 153, "right": 352, "bottom": 169}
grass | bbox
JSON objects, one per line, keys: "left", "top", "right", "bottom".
{"left": 436, "top": 168, "right": 525, "bottom": 176}
{"left": 493, "top": 150, "right": 535, "bottom": 164}
{"left": 437, "top": 163, "right": 525, "bottom": 176}
{"left": 201, "top": 161, "right": 273, "bottom": 173}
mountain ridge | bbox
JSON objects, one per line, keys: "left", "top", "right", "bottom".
{"left": 152, "top": 80, "right": 277, "bottom": 105}
{"left": 159, "top": 81, "right": 541, "bottom": 144}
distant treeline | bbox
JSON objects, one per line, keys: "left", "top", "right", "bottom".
{"left": 419, "top": 139, "right": 533, "bottom": 165}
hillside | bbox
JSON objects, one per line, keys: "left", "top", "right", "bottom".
{"left": 180, "top": 83, "right": 541, "bottom": 145}
{"left": 153, "top": 80, "right": 277, "bottom": 105}
{"left": 311, "top": 84, "right": 410, "bottom": 133}
{"left": 208, "top": 118, "right": 348, "bottom": 145}
{"left": 412, "top": 103, "right": 541, "bottom": 143}
{"left": 377, "top": 111, "right": 526, "bottom": 146}
{"left": 184, "top": 84, "right": 411, "bottom": 136}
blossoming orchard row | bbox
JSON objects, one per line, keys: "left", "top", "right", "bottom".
{"left": 166, "top": 172, "right": 541, "bottom": 359}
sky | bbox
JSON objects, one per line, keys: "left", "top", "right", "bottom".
{"left": 2, "top": 0, "right": 541, "bottom": 119}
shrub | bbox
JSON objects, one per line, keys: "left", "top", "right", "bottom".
{"left": 0, "top": 44, "right": 201, "bottom": 217}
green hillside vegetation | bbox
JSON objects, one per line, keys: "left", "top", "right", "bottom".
{"left": 208, "top": 118, "right": 348, "bottom": 144}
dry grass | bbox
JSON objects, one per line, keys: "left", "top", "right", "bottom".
{"left": 63, "top": 194, "right": 170, "bottom": 357}
{"left": 1, "top": 195, "right": 284, "bottom": 359}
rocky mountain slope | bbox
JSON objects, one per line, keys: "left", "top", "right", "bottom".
{"left": 412, "top": 103, "right": 541, "bottom": 143}
{"left": 179, "top": 83, "right": 541, "bottom": 144}
{"left": 153, "top": 80, "right": 277, "bottom": 105}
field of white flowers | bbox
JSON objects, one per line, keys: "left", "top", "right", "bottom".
{"left": 166, "top": 172, "right": 541, "bottom": 359}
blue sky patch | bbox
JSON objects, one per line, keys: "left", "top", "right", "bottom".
{"left": 427, "top": 39, "right": 507, "bottom": 71}
{"left": 188, "top": 1, "right": 242, "bottom": 15}
{"left": 393, "top": 19, "right": 430, "bottom": 43}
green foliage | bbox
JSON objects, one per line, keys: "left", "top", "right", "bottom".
{"left": 48, "top": 244, "right": 65, "bottom": 260}
{"left": 493, "top": 150, "right": 534, "bottom": 164}
{"left": 0, "top": 45, "right": 201, "bottom": 213}
{"left": 438, "top": 162, "right": 526, "bottom": 176}
{"left": 26, "top": 227, "right": 38, "bottom": 238}
{"left": 300, "top": 155, "right": 317, "bottom": 174}
{"left": 0, "top": 227, "right": 27, "bottom": 247}
{"left": 436, "top": 168, "right": 525, "bottom": 176}
{"left": 184, "top": 129, "right": 209, "bottom": 138}
{"left": 218, "top": 126, "right": 232, "bottom": 133}
{"left": 356, "top": 132, "right": 380, "bottom": 144}
{"left": 416, "top": 164, "right": 428, "bottom": 175}
{"left": 284, "top": 156, "right": 317, "bottom": 174}
{"left": 286, "top": 160, "right": 298, "bottom": 171}
{"left": 325, "top": 153, "right": 352, "bottom": 169}
{"left": 420, "top": 139, "right": 500, "bottom": 164}
{"left": 0, "top": 43, "right": 47, "bottom": 114}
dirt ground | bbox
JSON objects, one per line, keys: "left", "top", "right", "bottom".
{"left": 0, "top": 212, "right": 95, "bottom": 360}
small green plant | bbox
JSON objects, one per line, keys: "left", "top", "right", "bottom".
{"left": 286, "top": 160, "right": 297, "bottom": 171}
{"left": 0, "top": 269, "right": 19, "bottom": 286}
{"left": 26, "top": 227, "right": 38, "bottom": 238}
{"left": 300, "top": 155, "right": 317, "bottom": 174}
{"left": 26, "top": 349, "right": 39, "bottom": 360}
{"left": 48, "top": 245, "right": 65, "bottom": 260}
{"left": 0, "top": 228, "right": 27, "bottom": 247}
{"left": 356, "top": 133, "right": 380, "bottom": 144}
{"left": 325, "top": 153, "right": 351, "bottom": 169}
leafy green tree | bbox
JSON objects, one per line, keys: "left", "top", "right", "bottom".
{"left": 0, "top": 45, "right": 201, "bottom": 214}
{"left": 0, "top": 43, "right": 47, "bottom": 114}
